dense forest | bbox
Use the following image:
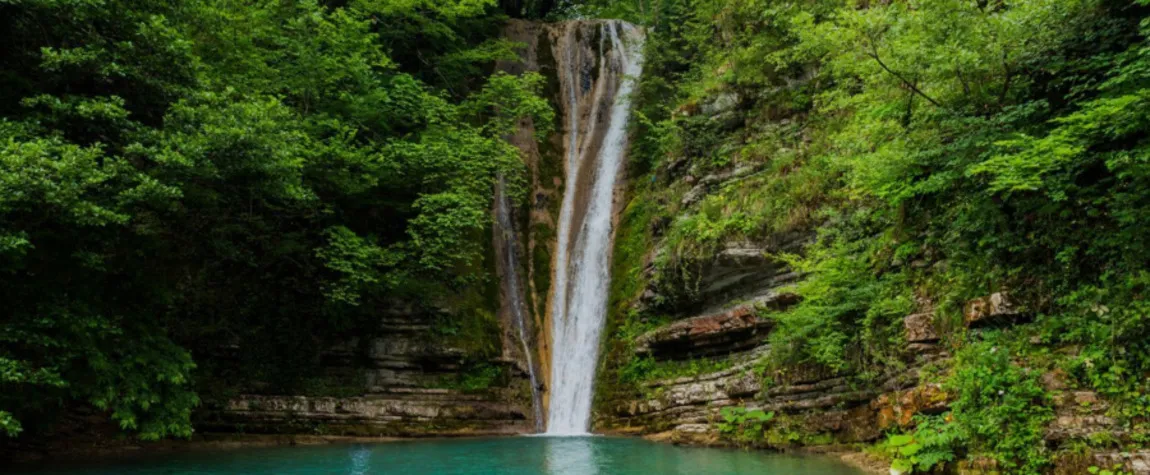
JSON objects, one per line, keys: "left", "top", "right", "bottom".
{"left": 3, "top": 0, "right": 1150, "bottom": 473}
{"left": 0, "top": 0, "right": 557, "bottom": 440}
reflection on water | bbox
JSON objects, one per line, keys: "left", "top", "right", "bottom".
{"left": 544, "top": 436, "right": 598, "bottom": 475}
{"left": 13, "top": 436, "right": 866, "bottom": 475}
{"left": 348, "top": 445, "right": 371, "bottom": 475}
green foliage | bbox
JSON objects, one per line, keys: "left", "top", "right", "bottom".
{"left": 456, "top": 363, "right": 506, "bottom": 392}
{"left": 619, "top": 355, "right": 733, "bottom": 387}
{"left": 608, "top": 0, "right": 1150, "bottom": 470}
{"left": 0, "top": 411, "right": 19, "bottom": 437}
{"left": 879, "top": 416, "right": 963, "bottom": 474}
{"left": 433, "top": 362, "right": 507, "bottom": 393}
{"left": 316, "top": 226, "right": 403, "bottom": 306}
{"left": 715, "top": 406, "right": 775, "bottom": 446}
{"left": 769, "top": 212, "right": 914, "bottom": 372}
{"left": 1041, "top": 272, "right": 1150, "bottom": 438}
{"left": 949, "top": 338, "right": 1054, "bottom": 474}
{"left": 0, "top": 0, "right": 550, "bottom": 440}
{"left": 1089, "top": 464, "right": 1134, "bottom": 475}
{"left": 874, "top": 340, "right": 1052, "bottom": 474}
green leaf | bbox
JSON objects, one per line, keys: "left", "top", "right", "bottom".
{"left": 898, "top": 442, "right": 922, "bottom": 457}
{"left": 891, "top": 458, "right": 914, "bottom": 473}
{"left": 888, "top": 434, "right": 915, "bottom": 447}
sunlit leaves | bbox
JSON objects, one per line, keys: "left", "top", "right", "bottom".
{"left": 976, "top": 92, "right": 1150, "bottom": 198}
{"left": 316, "top": 226, "right": 403, "bottom": 306}
{"left": 0, "top": 135, "right": 130, "bottom": 226}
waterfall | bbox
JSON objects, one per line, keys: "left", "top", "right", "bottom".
{"left": 495, "top": 176, "right": 545, "bottom": 432}
{"left": 546, "top": 20, "right": 645, "bottom": 435}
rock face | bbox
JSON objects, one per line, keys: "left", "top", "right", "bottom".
{"left": 593, "top": 77, "right": 968, "bottom": 456}
{"left": 201, "top": 391, "right": 530, "bottom": 437}
{"left": 693, "top": 238, "right": 808, "bottom": 314}
{"left": 964, "top": 291, "right": 1024, "bottom": 328}
{"left": 598, "top": 331, "right": 946, "bottom": 447}
{"left": 1090, "top": 451, "right": 1150, "bottom": 474}
{"left": 1046, "top": 390, "right": 1121, "bottom": 442}
{"left": 903, "top": 312, "right": 939, "bottom": 344}
{"left": 203, "top": 308, "right": 534, "bottom": 437}
{"left": 591, "top": 26, "right": 1144, "bottom": 472}
{"left": 598, "top": 254, "right": 1134, "bottom": 473}
{"left": 601, "top": 355, "right": 763, "bottom": 444}
{"left": 634, "top": 305, "right": 774, "bottom": 359}
{"left": 638, "top": 238, "right": 808, "bottom": 319}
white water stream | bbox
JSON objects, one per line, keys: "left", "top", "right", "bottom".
{"left": 546, "top": 20, "right": 645, "bottom": 435}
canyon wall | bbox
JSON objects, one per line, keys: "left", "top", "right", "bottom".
{"left": 591, "top": 82, "right": 1150, "bottom": 474}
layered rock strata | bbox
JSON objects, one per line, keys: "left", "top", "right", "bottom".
{"left": 203, "top": 309, "right": 534, "bottom": 436}
{"left": 598, "top": 323, "right": 946, "bottom": 447}
{"left": 202, "top": 391, "right": 530, "bottom": 437}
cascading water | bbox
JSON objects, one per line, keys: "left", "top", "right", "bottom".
{"left": 546, "top": 20, "right": 645, "bottom": 435}
{"left": 495, "top": 176, "right": 545, "bottom": 432}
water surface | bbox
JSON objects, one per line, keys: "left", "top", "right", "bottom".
{"left": 14, "top": 436, "right": 864, "bottom": 475}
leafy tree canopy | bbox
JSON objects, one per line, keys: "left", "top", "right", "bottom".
{"left": 0, "top": 0, "right": 550, "bottom": 439}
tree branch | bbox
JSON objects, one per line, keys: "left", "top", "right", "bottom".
{"left": 997, "top": 54, "right": 1013, "bottom": 108}
{"left": 865, "top": 48, "right": 943, "bottom": 108}
{"left": 902, "top": 86, "right": 916, "bottom": 128}
{"left": 862, "top": 29, "right": 943, "bottom": 108}
{"left": 955, "top": 62, "right": 972, "bottom": 98}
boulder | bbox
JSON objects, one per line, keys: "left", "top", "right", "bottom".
{"left": 964, "top": 291, "right": 1024, "bottom": 328}
{"left": 873, "top": 384, "right": 949, "bottom": 430}
{"left": 904, "top": 312, "right": 939, "bottom": 343}
{"left": 1092, "top": 451, "right": 1150, "bottom": 474}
